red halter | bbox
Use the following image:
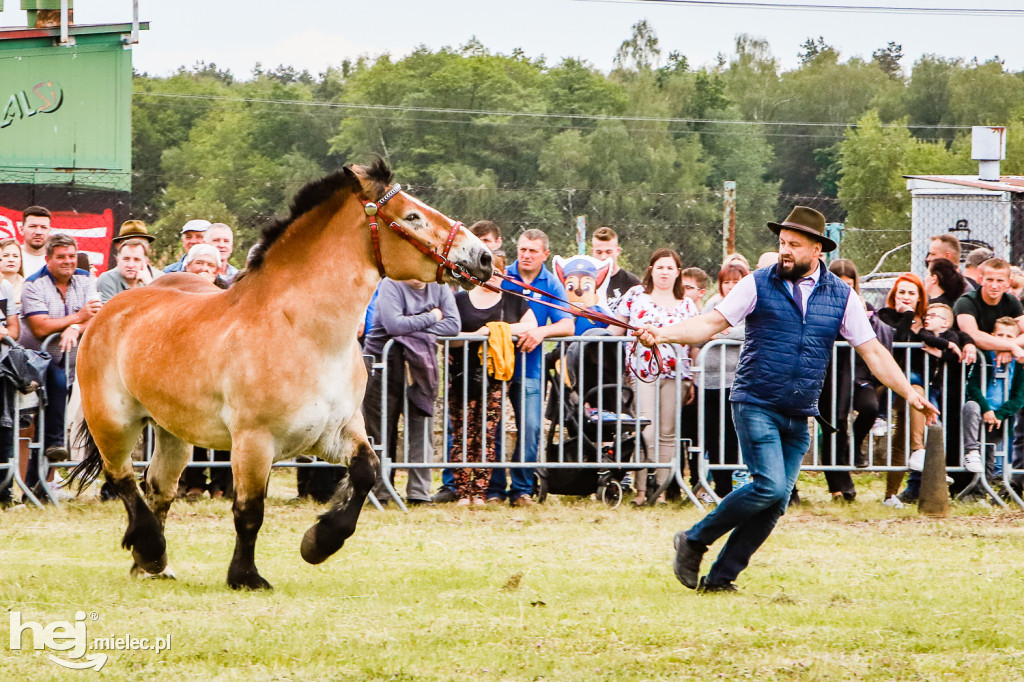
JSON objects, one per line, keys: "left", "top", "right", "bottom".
{"left": 365, "top": 183, "right": 463, "bottom": 285}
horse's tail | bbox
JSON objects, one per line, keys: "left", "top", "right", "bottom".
{"left": 63, "top": 420, "right": 104, "bottom": 495}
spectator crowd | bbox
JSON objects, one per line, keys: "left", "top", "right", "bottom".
{"left": 2, "top": 204, "right": 1023, "bottom": 512}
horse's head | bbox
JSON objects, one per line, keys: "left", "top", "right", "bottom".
{"left": 348, "top": 160, "right": 492, "bottom": 288}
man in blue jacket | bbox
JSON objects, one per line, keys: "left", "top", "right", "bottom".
{"left": 637, "top": 207, "right": 938, "bottom": 592}
{"left": 488, "top": 229, "right": 574, "bottom": 506}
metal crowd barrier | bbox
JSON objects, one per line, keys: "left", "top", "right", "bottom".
{"left": 7, "top": 332, "right": 85, "bottom": 507}
{"left": 12, "top": 329, "right": 1024, "bottom": 513}
{"left": 692, "top": 339, "right": 1024, "bottom": 509}
{"left": 3, "top": 333, "right": 69, "bottom": 507}
{"left": 0, "top": 391, "right": 33, "bottom": 506}
{"left": 374, "top": 335, "right": 693, "bottom": 512}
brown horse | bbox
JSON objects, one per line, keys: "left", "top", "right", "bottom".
{"left": 67, "top": 160, "right": 492, "bottom": 589}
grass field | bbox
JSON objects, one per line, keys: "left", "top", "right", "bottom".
{"left": 3, "top": 471, "right": 1024, "bottom": 680}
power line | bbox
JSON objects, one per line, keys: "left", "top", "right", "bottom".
{"left": 133, "top": 95, "right": 870, "bottom": 140}
{"left": 134, "top": 95, "right": 963, "bottom": 141}
{"left": 134, "top": 91, "right": 972, "bottom": 131}
{"left": 579, "top": 0, "right": 1024, "bottom": 17}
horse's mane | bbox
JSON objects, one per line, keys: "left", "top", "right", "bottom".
{"left": 243, "top": 158, "right": 394, "bottom": 273}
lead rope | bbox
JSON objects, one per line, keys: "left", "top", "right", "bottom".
{"left": 460, "top": 268, "right": 664, "bottom": 382}
{"left": 366, "top": 185, "right": 664, "bottom": 379}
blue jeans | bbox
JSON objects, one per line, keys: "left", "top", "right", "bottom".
{"left": 486, "top": 377, "right": 541, "bottom": 501}
{"left": 686, "top": 402, "right": 809, "bottom": 585}
{"left": 903, "top": 471, "right": 921, "bottom": 499}
{"left": 44, "top": 360, "right": 68, "bottom": 450}
{"left": 25, "top": 361, "right": 68, "bottom": 489}
{"left": 441, "top": 424, "right": 455, "bottom": 493}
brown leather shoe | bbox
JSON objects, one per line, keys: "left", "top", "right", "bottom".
{"left": 44, "top": 446, "right": 70, "bottom": 462}
{"left": 185, "top": 487, "right": 205, "bottom": 501}
{"left": 511, "top": 495, "right": 536, "bottom": 507}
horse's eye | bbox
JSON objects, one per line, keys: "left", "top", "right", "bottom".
{"left": 405, "top": 213, "right": 420, "bottom": 222}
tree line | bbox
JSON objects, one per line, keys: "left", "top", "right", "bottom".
{"left": 129, "top": 22, "right": 1024, "bottom": 275}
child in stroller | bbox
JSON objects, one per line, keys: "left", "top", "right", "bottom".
{"left": 540, "top": 330, "right": 647, "bottom": 507}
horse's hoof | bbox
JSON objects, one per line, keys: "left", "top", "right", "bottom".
{"left": 130, "top": 562, "right": 176, "bottom": 580}
{"left": 130, "top": 550, "right": 168, "bottom": 576}
{"left": 300, "top": 524, "right": 342, "bottom": 565}
{"left": 148, "top": 566, "right": 176, "bottom": 580}
{"left": 227, "top": 571, "right": 273, "bottom": 591}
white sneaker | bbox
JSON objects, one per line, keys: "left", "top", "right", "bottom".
{"left": 964, "top": 450, "right": 983, "bottom": 474}
{"left": 882, "top": 496, "right": 905, "bottom": 509}
{"left": 871, "top": 417, "right": 889, "bottom": 437}
{"left": 908, "top": 449, "right": 926, "bottom": 472}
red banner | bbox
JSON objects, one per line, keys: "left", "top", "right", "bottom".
{"left": 0, "top": 206, "right": 113, "bottom": 273}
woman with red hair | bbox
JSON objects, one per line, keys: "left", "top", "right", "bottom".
{"left": 876, "top": 273, "right": 936, "bottom": 507}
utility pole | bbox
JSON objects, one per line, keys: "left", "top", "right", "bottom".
{"left": 575, "top": 215, "right": 586, "bottom": 255}
{"left": 722, "top": 181, "right": 736, "bottom": 260}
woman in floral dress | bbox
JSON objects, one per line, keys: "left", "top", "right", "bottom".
{"left": 611, "top": 248, "right": 699, "bottom": 505}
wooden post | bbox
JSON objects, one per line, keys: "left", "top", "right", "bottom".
{"left": 918, "top": 424, "right": 949, "bottom": 517}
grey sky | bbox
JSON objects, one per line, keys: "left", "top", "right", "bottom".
{"left": 2, "top": 1, "right": 1022, "bottom": 79}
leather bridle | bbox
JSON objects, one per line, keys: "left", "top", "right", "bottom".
{"left": 365, "top": 183, "right": 463, "bottom": 285}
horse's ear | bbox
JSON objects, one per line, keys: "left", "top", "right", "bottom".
{"left": 342, "top": 166, "right": 366, "bottom": 196}
{"left": 345, "top": 159, "right": 393, "bottom": 201}
{"left": 595, "top": 260, "right": 611, "bottom": 288}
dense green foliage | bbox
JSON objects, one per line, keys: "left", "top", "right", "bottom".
{"left": 130, "top": 25, "right": 1024, "bottom": 273}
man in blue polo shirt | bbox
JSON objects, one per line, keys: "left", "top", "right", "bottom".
{"left": 488, "top": 229, "right": 574, "bottom": 506}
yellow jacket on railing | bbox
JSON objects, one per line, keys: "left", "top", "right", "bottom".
{"left": 479, "top": 321, "right": 514, "bottom": 381}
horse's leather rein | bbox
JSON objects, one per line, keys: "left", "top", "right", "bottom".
{"left": 364, "top": 185, "right": 664, "bottom": 379}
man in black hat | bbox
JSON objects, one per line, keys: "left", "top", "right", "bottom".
{"left": 636, "top": 206, "right": 939, "bottom": 593}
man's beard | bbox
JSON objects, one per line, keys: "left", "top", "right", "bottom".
{"left": 777, "top": 258, "right": 814, "bottom": 281}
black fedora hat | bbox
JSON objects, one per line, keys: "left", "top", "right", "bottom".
{"left": 767, "top": 206, "right": 837, "bottom": 253}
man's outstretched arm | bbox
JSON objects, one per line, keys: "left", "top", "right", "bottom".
{"left": 855, "top": 337, "right": 940, "bottom": 424}
{"left": 634, "top": 310, "right": 731, "bottom": 348}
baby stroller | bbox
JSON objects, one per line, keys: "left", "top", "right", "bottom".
{"left": 538, "top": 331, "right": 647, "bottom": 508}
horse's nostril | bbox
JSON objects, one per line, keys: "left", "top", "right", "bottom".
{"left": 479, "top": 250, "right": 492, "bottom": 269}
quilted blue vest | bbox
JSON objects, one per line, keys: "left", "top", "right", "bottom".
{"left": 730, "top": 263, "right": 850, "bottom": 417}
